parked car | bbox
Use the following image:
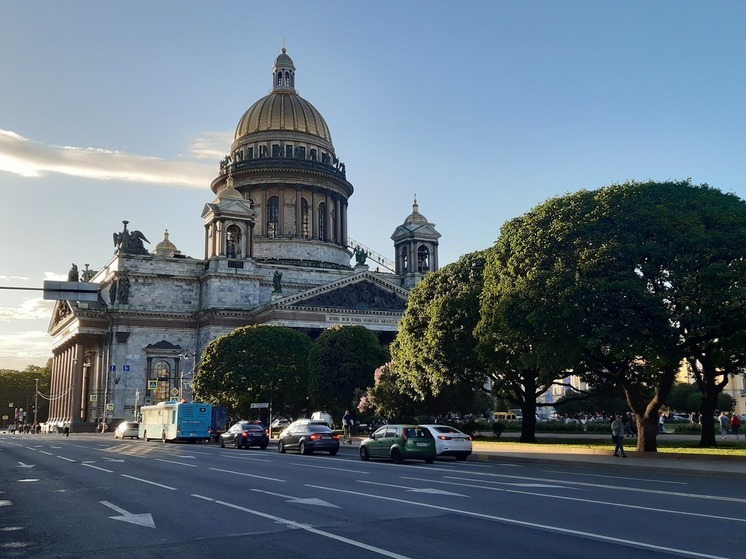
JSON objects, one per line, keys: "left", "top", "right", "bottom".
{"left": 420, "top": 424, "right": 472, "bottom": 460}
{"left": 277, "top": 421, "right": 340, "bottom": 455}
{"left": 310, "top": 411, "right": 334, "bottom": 429}
{"left": 114, "top": 421, "right": 139, "bottom": 439}
{"left": 271, "top": 417, "right": 291, "bottom": 429}
{"left": 359, "top": 424, "right": 436, "bottom": 464}
{"left": 219, "top": 421, "right": 269, "bottom": 449}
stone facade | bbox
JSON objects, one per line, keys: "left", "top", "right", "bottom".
{"left": 46, "top": 48, "right": 440, "bottom": 431}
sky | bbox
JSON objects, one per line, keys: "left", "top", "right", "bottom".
{"left": 1, "top": 1, "right": 745, "bottom": 371}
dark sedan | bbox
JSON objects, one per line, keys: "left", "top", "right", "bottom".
{"left": 219, "top": 421, "right": 269, "bottom": 449}
{"left": 277, "top": 421, "right": 340, "bottom": 455}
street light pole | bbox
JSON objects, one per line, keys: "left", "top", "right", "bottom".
{"left": 134, "top": 389, "right": 140, "bottom": 420}
{"left": 34, "top": 379, "right": 39, "bottom": 428}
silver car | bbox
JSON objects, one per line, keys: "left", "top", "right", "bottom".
{"left": 420, "top": 424, "right": 472, "bottom": 460}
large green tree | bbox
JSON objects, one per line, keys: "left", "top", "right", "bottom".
{"left": 485, "top": 180, "right": 746, "bottom": 451}
{"left": 307, "top": 325, "right": 389, "bottom": 421}
{"left": 391, "top": 251, "right": 489, "bottom": 401}
{"left": 193, "top": 325, "right": 312, "bottom": 420}
{"left": 0, "top": 363, "right": 52, "bottom": 425}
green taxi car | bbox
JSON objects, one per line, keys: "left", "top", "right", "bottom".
{"left": 359, "top": 424, "right": 436, "bottom": 464}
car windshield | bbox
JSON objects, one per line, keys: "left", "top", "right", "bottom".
{"left": 243, "top": 425, "right": 264, "bottom": 431}
{"left": 430, "top": 426, "right": 458, "bottom": 434}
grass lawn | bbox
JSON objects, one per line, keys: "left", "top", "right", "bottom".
{"left": 473, "top": 436, "right": 746, "bottom": 457}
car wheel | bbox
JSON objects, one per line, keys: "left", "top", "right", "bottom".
{"left": 219, "top": 439, "right": 225, "bottom": 448}
{"left": 278, "top": 440, "right": 286, "bottom": 453}
{"left": 391, "top": 448, "right": 403, "bottom": 464}
{"left": 260, "top": 443, "right": 268, "bottom": 450}
{"left": 234, "top": 438, "right": 240, "bottom": 449}
{"left": 425, "top": 457, "right": 435, "bottom": 464}
{"left": 359, "top": 446, "right": 370, "bottom": 461}
{"left": 329, "top": 449, "right": 338, "bottom": 456}
{"left": 299, "top": 441, "right": 310, "bottom": 455}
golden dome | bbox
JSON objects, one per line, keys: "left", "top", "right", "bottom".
{"left": 404, "top": 198, "right": 429, "bottom": 225}
{"left": 233, "top": 48, "right": 333, "bottom": 145}
{"left": 152, "top": 229, "right": 181, "bottom": 257}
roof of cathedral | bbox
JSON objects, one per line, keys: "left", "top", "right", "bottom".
{"left": 233, "top": 48, "right": 333, "bottom": 145}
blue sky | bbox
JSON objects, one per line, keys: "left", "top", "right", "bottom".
{"left": 1, "top": 1, "right": 744, "bottom": 370}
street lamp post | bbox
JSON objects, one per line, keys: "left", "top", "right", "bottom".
{"left": 134, "top": 389, "right": 140, "bottom": 420}
{"left": 34, "top": 378, "right": 39, "bottom": 429}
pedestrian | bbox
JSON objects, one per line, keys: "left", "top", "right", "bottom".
{"left": 611, "top": 415, "right": 627, "bottom": 457}
{"left": 63, "top": 420, "right": 70, "bottom": 437}
{"left": 730, "top": 413, "right": 741, "bottom": 440}
{"left": 342, "top": 410, "right": 352, "bottom": 444}
{"left": 658, "top": 413, "right": 666, "bottom": 434}
{"left": 718, "top": 412, "right": 729, "bottom": 439}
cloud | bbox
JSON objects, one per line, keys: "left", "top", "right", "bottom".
{"left": 0, "top": 129, "right": 219, "bottom": 188}
{"left": 0, "top": 275, "right": 31, "bottom": 282}
{"left": 0, "top": 330, "right": 52, "bottom": 363}
{"left": 187, "top": 131, "right": 234, "bottom": 160}
{"left": 0, "top": 298, "right": 54, "bottom": 322}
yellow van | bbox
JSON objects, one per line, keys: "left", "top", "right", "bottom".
{"left": 493, "top": 412, "right": 518, "bottom": 421}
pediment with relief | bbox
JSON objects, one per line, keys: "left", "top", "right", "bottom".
{"left": 281, "top": 273, "right": 408, "bottom": 313}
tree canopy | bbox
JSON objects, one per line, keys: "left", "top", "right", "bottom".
{"left": 308, "top": 325, "right": 389, "bottom": 420}
{"left": 193, "top": 325, "right": 312, "bottom": 420}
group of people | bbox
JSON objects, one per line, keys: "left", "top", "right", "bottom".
{"left": 718, "top": 412, "right": 741, "bottom": 439}
{"left": 7, "top": 423, "right": 41, "bottom": 434}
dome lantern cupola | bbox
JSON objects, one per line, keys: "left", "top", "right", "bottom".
{"left": 273, "top": 47, "right": 296, "bottom": 90}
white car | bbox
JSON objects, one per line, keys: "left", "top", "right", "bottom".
{"left": 114, "top": 421, "right": 139, "bottom": 439}
{"left": 421, "top": 424, "right": 472, "bottom": 460}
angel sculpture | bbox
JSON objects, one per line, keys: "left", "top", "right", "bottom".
{"left": 113, "top": 220, "right": 150, "bottom": 255}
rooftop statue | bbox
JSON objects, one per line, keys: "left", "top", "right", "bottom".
{"left": 113, "top": 220, "right": 150, "bottom": 255}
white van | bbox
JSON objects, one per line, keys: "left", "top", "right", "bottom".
{"left": 310, "top": 411, "right": 334, "bottom": 429}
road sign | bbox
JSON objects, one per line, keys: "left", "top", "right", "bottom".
{"left": 90, "top": 394, "right": 98, "bottom": 401}
{"left": 109, "top": 365, "right": 116, "bottom": 372}
{"left": 148, "top": 380, "right": 157, "bottom": 390}
{"left": 250, "top": 402, "right": 269, "bottom": 409}
{"left": 106, "top": 403, "right": 114, "bottom": 411}
{"left": 171, "top": 388, "right": 179, "bottom": 396}
{"left": 43, "top": 281, "right": 99, "bottom": 302}
{"left": 123, "top": 365, "right": 130, "bottom": 372}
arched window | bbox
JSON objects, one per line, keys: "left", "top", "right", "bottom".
{"left": 417, "top": 245, "right": 430, "bottom": 273}
{"left": 152, "top": 360, "right": 171, "bottom": 404}
{"left": 400, "top": 246, "right": 409, "bottom": 274}
{"left": 226, "top": 224, "right": 242, "bottom": 258}
{"left": 301, "top": 198, "right": 310, "bottom": 239}
{"left": 267, "top": 196, "right": 279, "bottom": 238}
{"left": 318, "top": 202, "right": 326, "bottom": 240}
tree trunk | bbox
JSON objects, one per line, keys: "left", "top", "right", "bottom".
{"left": 520, "top": 403, "right": 537, "bottom": 443}
{"left": 635, "top": 414, "right": 659, "bottom": 452}
{"left": 698, "top": 383, "right": 720, "bottom": 447}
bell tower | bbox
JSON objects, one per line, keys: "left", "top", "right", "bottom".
{"left": 391, "top": 197, "right": 441, "bottom": 288}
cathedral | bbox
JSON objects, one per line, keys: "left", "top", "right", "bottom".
{"left": 46, "top": 48, "right": 441, "bottom": 430}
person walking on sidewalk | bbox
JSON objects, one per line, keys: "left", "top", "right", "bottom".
{"left": 719, "top": 412, "right": 730, "bottom": 439}
{"left": 342, "top": 410, "right": 353, "bottom": 444}
{"left": 611, "top": 415, "right": 627, "bottom": 457}
{"left": 730, "top": 413, "right": 741, "bottom": 440}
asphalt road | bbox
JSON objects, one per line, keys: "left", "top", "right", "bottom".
{"left": 1, "top": 433, "right": 744, "bottom": 559}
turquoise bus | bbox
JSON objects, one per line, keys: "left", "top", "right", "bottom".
{"left": 138, "top": 401, "right": 212, "bottom": 443}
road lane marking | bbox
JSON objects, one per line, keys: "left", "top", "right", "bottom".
{"left": 120, "top": 474, "right": 177, "bottom": 490}
{"left": 288, "top": 461, "right": 370, "bottom": 474}
{"left": 309, "top": 484, "right": 733, "bottom": 559}
{"left": 444, "top": 473, "right": 746, "bottom": 504}
{"left": 251, "top": 489, "right": 340, "bottom": 508}
{"left": 154, "top": 458, "right": 197, "bottom": 467}
{"left": 202, "top": 496, "right": 412, "bottom": 558}
{"left": 542, "top": 469, "right": 688, "bottom": 485}
{"left": 358, "top": 480, "right": 468, "bottom": 497}
{"left": 82, "top": 464, "right": 114, "bottom": 473}
{"left": 220, "top": 454, "right": 272, "bottom": 462}
{"left": 38, "top": 451, "right": 53, "bottom": 456}
{"left": 100, "top": 501, "right": 156, "bottom": 529}
{"left": 403, "top": 476, "right": 746, "bottom": 524}
{"left": 209, "top": 467, "right": 285, "bottom": 482}
{"left": 56, "top": 456, "right": 75, "bottom": 462}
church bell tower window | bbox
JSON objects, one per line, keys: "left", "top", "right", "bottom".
{"left": 417, "top": 245, "right": 430, "bottom": 273}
